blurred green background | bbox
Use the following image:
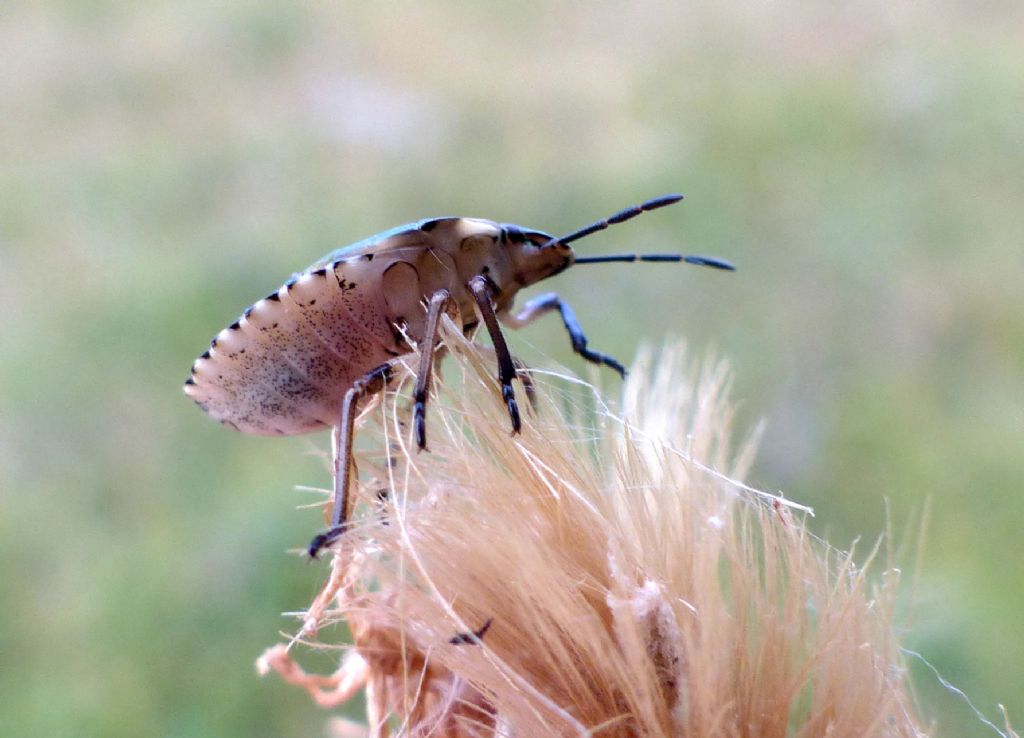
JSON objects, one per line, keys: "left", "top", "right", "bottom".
{"left": 2, "top": 1, "right": 1022, "bottom": 735}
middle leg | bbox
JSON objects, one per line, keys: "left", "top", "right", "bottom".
{"left": 412, "top": 289, "right": 453, "bottom": 451}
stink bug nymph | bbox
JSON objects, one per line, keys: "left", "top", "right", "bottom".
{"left": 184, "top": 194, "right": 734, "bottom": 557}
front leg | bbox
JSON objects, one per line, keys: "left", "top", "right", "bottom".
{"left": 467, "top": 275, "right": 521, "bottom": 435}
{"left": 472, "top": 344, "right": 538, "bottom": 411}
{"left": 502, "top": 291, "right": 626, "bottom": 378}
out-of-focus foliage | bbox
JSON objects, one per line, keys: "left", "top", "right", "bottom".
{"left": 1, "top": 2, "right": 1021, "bottom": 736}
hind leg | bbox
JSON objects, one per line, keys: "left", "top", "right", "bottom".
{"left": 308, "top": 361, "right": 398, "bottom": 558}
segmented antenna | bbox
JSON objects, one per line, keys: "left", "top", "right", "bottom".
{"left": 550, "top": 193, "right": 684, "bottom": 247}
{"left": 552, "top": 193, "right": 735, "bottom": 271}
{"left": 574, "top": 254, "right": 735, "bottom": 270}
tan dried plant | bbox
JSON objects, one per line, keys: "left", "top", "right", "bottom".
{"left": 258, "top": 319, "right": 927, "bottom": 737}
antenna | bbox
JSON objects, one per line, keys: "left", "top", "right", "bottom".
{"left": 574, "top": 253, "right": 735, "bottom": 270}
{"left": 549, "top": 193, "right": 684, "bottom": 247}
{"left": 550, "top": 193, "right": 735, "bottom": 271}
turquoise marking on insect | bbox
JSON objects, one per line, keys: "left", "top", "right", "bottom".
{"left": 312, "top": 218, "right": 443, "bottom": 267}
{"left": 184, "top": 194, "right": 734, "bottom": 556}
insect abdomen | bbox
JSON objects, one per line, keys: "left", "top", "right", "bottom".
{"left": 186, "top": 263, "right": 400, "bottom": 435}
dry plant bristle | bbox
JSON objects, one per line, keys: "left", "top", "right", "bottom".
{"left": 259, "top": 321, "right": 926, "bottom": 737}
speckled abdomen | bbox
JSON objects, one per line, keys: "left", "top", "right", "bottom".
{"left": 186, "top": 263, "right": 402, "bottom": 435}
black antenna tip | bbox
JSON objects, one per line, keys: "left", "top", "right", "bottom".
{"left": 683, "top": 255, "right": 736, "bottom": 271}
{"left": 649, "top": 193, "right": 684, "bottom": 208}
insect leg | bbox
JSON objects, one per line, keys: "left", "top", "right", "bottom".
{"left": 448, "top": 617, "right": 494, "bottom": 645}
{"left": 412, "top": 289, "right": 453, "bottom": 451}
{"left": 502, "top": 292, "right": 626, "bottom": 378}
{"left": 472, "top": 344, "right": 537, "bottom": 411}
{"left": 308, "top": 361, "right": 397, "bottom": 559}
{"left": 467, "top": 275, "right": 521, "bottom": 434}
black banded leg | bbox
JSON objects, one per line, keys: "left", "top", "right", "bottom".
{"left": 467, "top": 275, "right": 521, "bottom": 434}
{"left": 510, "top": 356, "right": 537, "bottom": 411}
{"left": 475, "top": 345, "right": 538, "bottom": 412}
{"left": 502, "top": 292, "right": 626, "bottom": 378}
{"left": 309, "top": 361, "right": 396, "bottom": 559}
{"left": 412, "top": 289, "right": 453, "bottom": 451}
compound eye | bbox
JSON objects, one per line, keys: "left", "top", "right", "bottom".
{"left": 528, "top": 231, "right": 559, "bottom": 249}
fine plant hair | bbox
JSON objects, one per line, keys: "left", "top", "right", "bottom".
{"left": 259, "top": 319, "right": 928, "bottom": 737}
